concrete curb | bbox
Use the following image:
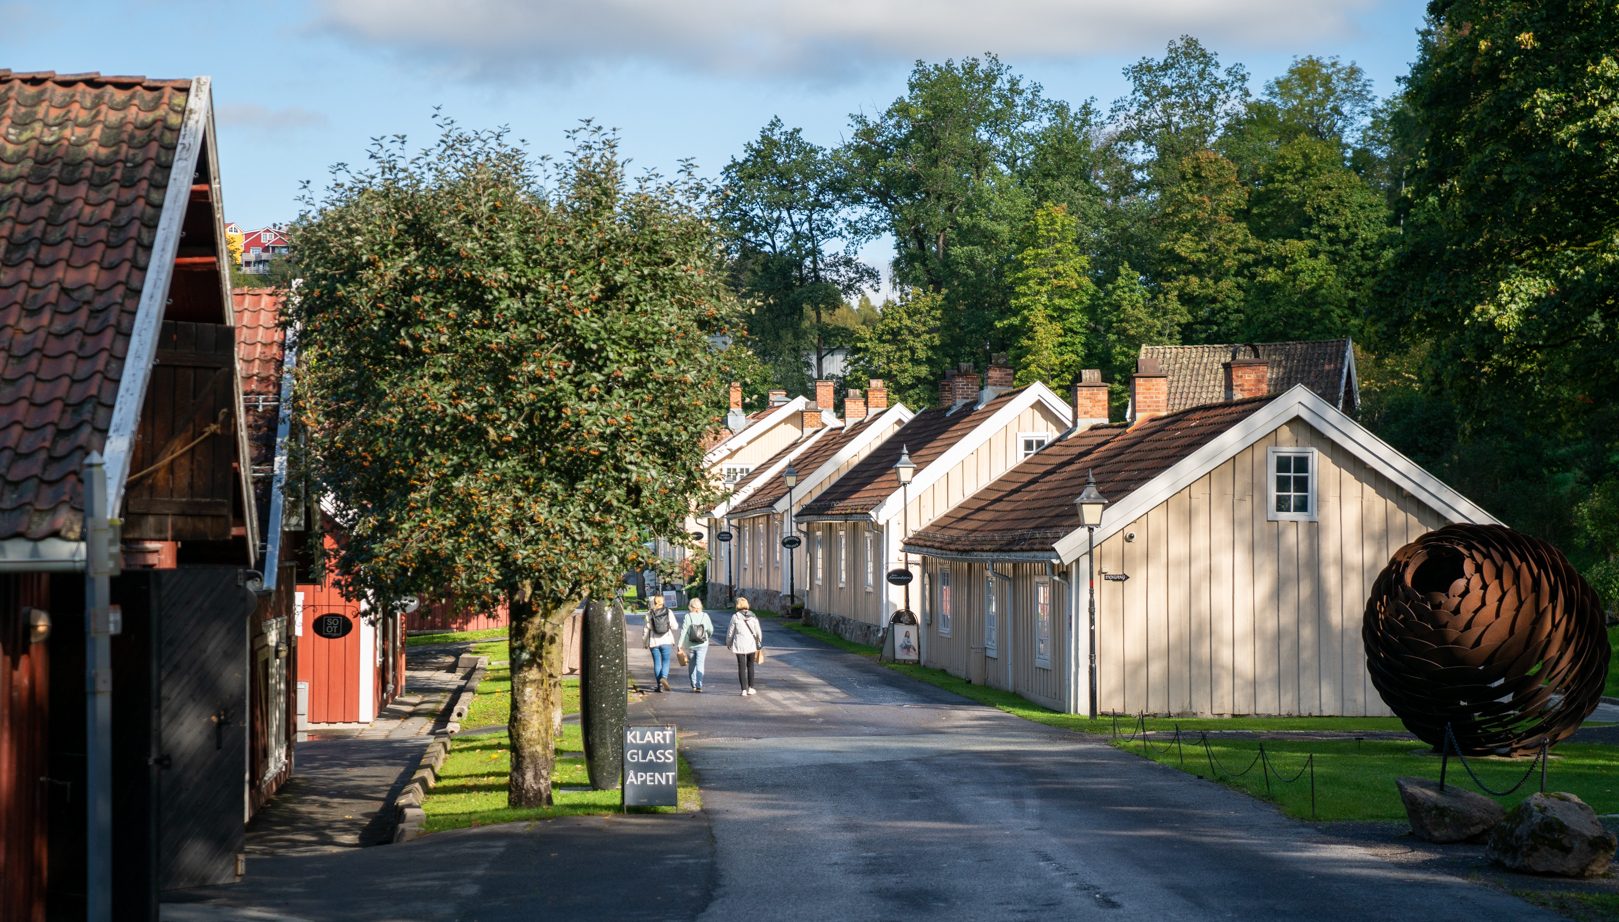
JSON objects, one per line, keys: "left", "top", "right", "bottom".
{"left": 391, "top": 654, "right": 489, "bottom": 843}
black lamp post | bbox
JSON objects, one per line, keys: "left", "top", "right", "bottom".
{"left": 892, "top": 446, "right": 916, "bottom": 615}
{"left": 783, "top": 465, "right": 798, "bottom": 618}
{"left": 1075, "top": 469, "right": 1109, "bottom": 720}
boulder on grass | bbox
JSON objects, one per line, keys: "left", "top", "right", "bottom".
{"left": 1397, "top": 777, "right": 1506, "bottom": 843}
{"left": 1486, "top": 792, "right": 1617, "bottom": 878}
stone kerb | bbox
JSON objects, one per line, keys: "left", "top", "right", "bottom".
{"left": 393, "top": 653, "right": 488, "bottom": 843}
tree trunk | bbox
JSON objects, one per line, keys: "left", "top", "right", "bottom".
{"left": 508, "top": 595, "right": 569, "bottom": 807}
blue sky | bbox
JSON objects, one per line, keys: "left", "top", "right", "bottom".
{"left": 6, "top": 0, "right": 1429, "bottom": 275}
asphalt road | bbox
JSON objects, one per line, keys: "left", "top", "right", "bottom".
{"left": 642, "top": 608, "right": 1560, "bottom": 922}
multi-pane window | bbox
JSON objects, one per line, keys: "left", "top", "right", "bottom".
{"left": 838, "top": 530, "right": 847, "bottom": 586}
{"left": 741, "top": 524, "right": 749, "bottom": 570}
{"left": 1034, "top": 577, "right": 1052, "bottom": 669}
{"left": 864, "top": 533, "right": 875, "bottom": 589}
{"left": 938, "top": 568, "right": 953, "bottom": 636}
{"left": 815, "top": 532, "right": 824, "bottom": 584}
{"left": 722, "top": 464, "right": 753, "bottom": 484}
{"left": 1018, "top": 432, "right": 1052, "bottom": 459}
{"left": 984, "top": 576, "right": 998, "bottom": 657}
{"left": 773, "top": 519, "right": 780, "bottom": 565}
{"left": 1268, "top": 448, "right": 1317, "bottom": 522}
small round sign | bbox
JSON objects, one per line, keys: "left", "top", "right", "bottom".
{"left": 885, "top": 568, "right": 914, "bottom": 587}
{"left": 780, "top": 535, "right": 803, "bottom": 549}
{"left": 717, "top": 531, "right": 733, "bottom": 543}
{"left": 312, "top": 614, "right": 353, "bottom": 639}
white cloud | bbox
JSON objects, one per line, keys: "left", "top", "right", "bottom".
{"left": 217, "top": 103, "right": 331, "bottom": 133}
{"left": 309, "top": 0, "right": 1376, "bottom": 82}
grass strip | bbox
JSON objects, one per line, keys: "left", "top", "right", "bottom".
{"left": 1608, "top": 626, "right": 1619, "bottom": 699}
{"left": 407, "top": 627, "right": 508, "bottom": 647}
{"left": 1516, "top": 889, "right": 1619, "bottom": 922}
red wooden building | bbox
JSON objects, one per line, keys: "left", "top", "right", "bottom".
{"left": 294, "top": 532, "right": 407, "bottom": 727}
{"left": 0, "top": 71, "right": 291, "bottom": 920}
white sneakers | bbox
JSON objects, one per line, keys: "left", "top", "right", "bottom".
{"left": 745, "top": 688, "right": 756, "bottom": 696}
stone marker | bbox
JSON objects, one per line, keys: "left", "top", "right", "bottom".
{"left": 1487, "top": 792, "right": 1617, "bottom": 878}
{"left": 1397, "top": 777, "right": 1505, "bottom": 843}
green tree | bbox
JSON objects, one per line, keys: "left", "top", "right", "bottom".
{"left": 288, "top": 120, "right": 742, "bottom": 806}
{"left": 719, "top": 118, "right": 874, "bottom": 392}
{"left": 846, "top": 288, "right": 944, "bottom": 409}
{"left": 1000, "top": 203, "right": 1095, "bottom": 386}
{"left": 1090, "top": 262, "right": 1181, "bottom": 409}
{"left": 1155, "top": 150, "right": 1256, "bottom": 342}
{"left": 1110, "top": 36, "right": 1250, "bottom": 185}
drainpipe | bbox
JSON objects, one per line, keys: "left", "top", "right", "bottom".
{"left": 84, "top": 453, "right": 115, "bottom": 922}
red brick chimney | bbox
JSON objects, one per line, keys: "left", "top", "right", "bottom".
{"left": 844, "top": 389, "right": 867, "bottom": 422}
{"left": 867, "top": 379, "right": 888, "bottom": 411}
{"left": 800, "top": 408, "right": 824, "bottom": 431}
{"left": 1130, "top": 357, "right": 1168, "bottom": 425}
{"left": 951, "top": 364, "right": 979, "bottom": 405}
{"left": 729, "top": 381, "right": 743, "bottom": 411}
{"left": 814, "top": 379, "right": 835, "bottom": 411}
{"left": 1223, "top": 346, "right": 1270, "bottom": 401}
{"left": 986, "top": 354, "right": 1014, "bottom": 389}
{"left": 767, "top": 388, "right": 788, "bottom": 406}
{"left": 938, "top": 372, "right": 956, "bottom": 408}
{"left": 1072, "top": 369, "right": 1109, "bottom": 427}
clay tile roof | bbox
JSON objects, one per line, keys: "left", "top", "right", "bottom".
{"left": 1140, "top": 340, "right": 1356, "bottom": 414}
{"left": 729, "top": 419, "right": 863, "bottom": 517}
{"left": 0, "top": 70, "right": 193, "bottom": 542}
{"left": 799, "top": 389, "right": 1023, "bottom": 519}
{"left": 233, "top": 289, "right": 286, "bottom": 518}
{"left": 908, "top": 396, "right": 1271, "bottom": 555}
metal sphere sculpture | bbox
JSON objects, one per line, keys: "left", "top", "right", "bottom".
{"left": 1363, "top": 523, "right": 1610, "bottom": 756}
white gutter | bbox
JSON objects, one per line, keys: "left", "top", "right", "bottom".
{"left": 260, "top": 323, "right": 299, "bottom": 592}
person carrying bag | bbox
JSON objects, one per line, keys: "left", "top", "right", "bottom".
{"left": 643, "top": 595, "right": 680, "bottom": 693}
{"left": 677, "top": 598, "right": 714, "bottom": 692}
{"left": 726, "top": 598, "right": 764, "bottom": 697}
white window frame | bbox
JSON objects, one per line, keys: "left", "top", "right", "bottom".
{"left": 774, "top": 519, "right": 780, "bottom": 566}
{"left": 741, "top": 523, "right": 749, "bottom": 570}
{"left": 864, "top": 532, "right": 875, "bottom": 590}
{"left": 1017, "top": 431, "right": 1053, "bottom": 459}
{"left": 984, "top": 575, "right": 998, "bottom": 658}
{"left": 1034, "top": 576, "right": 1052, "bottom": 669}
{"left": 722, "top": 464, "right": 753, "bottom": 484}
{"left": 1267, "top": 447, "right": 1319, "bottom": 522}
{"left": 838, "top": 529, "right": 847, "bottom": 587}
{"left": 815, "top": 531, "right": 824, "bottom": 584}
{"left": 938, "top": 567, "right": 953, "bottom": 636}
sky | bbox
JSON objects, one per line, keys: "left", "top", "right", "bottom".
{"left": 4, "top": 0, "right": 1430, "bottom": 279}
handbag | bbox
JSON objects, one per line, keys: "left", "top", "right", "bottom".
{"left": 753, "top": 647, "right": 764, "bottom": 664}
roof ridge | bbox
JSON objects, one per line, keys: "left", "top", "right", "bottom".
{"left": 0, "top": 70, "right": 193, "bottom": 89}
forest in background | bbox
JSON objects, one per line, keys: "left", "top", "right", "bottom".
{"left": 711, "top": 3, "right": 1619, "bottom": 603}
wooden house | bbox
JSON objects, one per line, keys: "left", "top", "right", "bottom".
{"left": 904, "top": 359, "right": 1494, "bottom": 715}
{"left": 796, "top": 363, "right": 1071, "bottom": 645}
{"left": 715, "top": 382, "right": 912, "bottom": 613}
{"left": 0, "top": 71, "right": 275, "bottom": 919}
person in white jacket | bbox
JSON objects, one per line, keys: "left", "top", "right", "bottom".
{"left": 726, "top": 597, "right": 764, "bottom": 696}
{"left": 643, "top": 595, "right": 680, "bottom": 693}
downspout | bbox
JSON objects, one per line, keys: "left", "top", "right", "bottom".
{"left": 83, "top": 453, "right": 116, "bottom": 922}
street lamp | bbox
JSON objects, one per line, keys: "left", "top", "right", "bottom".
{"left": 893, "top": 446, "right": 916, "bottom": 615}
{"left": 1075, "top": 469, "right": 1109, "bottom": 720}
{"left": 783, "top": 465, "right": 798, "bottom": 618}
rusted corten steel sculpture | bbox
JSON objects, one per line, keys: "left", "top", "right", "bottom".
{"left": 1363, "top": 524, "right": 1610, "bottom": 756}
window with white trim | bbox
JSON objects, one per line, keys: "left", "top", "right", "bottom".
{"left": 1267, "top": 448, "right": 1318, "bottom": 522}
{"left": 1034, "top": 577, "right": 1052, "bottom": 669}
{"left": 773, "top": 519, "right": 780, "bottom": 565}
{"left": 984, "top": 575, "right": 998, "bottom": 657}
{"left": 1018, "top": 431, "right": 1053, "bottom": 459}
{"left": 722, "top": 464, "right": 753, "bottom": 484}
{"left": 864, "top": 533, "right": 875, "bottom": 590}
{"left": 741, "top": 523, "right": 749, "bottom": 570}
{"left": 838, "top": 529, "right": 847, "bottom": 587}
{"left": 938, "top": 568, "right": 953, "bottom": 636}
{"left": 815, "top": 531, "right": 824, "bottom": 584}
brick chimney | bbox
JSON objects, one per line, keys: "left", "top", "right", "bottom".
{"left": 844, "top": 389, "right": 867, "bottom": 422}
{"left": 800, "top": 407, "right": 824, "bottom": 431}
{"left": 729, "top": 381, "right": 743, "bottom": 411}
{"left": 726, "top": 381, "right": 747, "bottom": 431}
{"left": 951, "top": 363, "right": 979, "bottom": 405}
{"left": 814, "top": 379, "right": 835, "bottom": 411}
{"left": 986, "top": 354, "right": 1014, "bottom": 389}
{"left": 867, "top": 379, "right": 888, "bottom": 411}
{"left": 1223, "top": 346, "right": 1270, "bottom": 401}
{"left": 1130, "top": 357, "right": 1168, "bottom": 425}
{"left": 938, "top": 372, "right": 956, "bottom": 409}
{"left": 1072, "top": 369, "right": 1110, "bottom": 428}
{"left": 767, "top": 388, "right": 788, "bottom": 406}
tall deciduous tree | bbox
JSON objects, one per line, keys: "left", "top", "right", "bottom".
{"left": 1000, "top": 203, "right": 1095, "bottom": 386}
{"left": 289, "top": 120, "right": 742, "bottom": 806}
{"left": 846, "top": 289, "right": 944, "bottom": 409}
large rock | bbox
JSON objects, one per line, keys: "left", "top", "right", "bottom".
{"left": 1397, "top": 777, "right": 1506, "bottom": 843}
{"left": 1486, "top": 792, "right": 1617, "bottom": 878}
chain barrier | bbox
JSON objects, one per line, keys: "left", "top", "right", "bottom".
{"left": 1111, "top": 713, "right": 1317, "bottom": 819}
{"left": 1439, "top": 723, "right": 1548, "bottom": 797}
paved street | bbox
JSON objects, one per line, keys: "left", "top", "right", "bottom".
{"left": 163, "top": 608, "right": 1568, "bottom": 921}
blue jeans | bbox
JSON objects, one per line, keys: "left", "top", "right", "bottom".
{"left": 650, "top": 645, "right": 672, "bottom": 684}
{"left": 686, "top": 643, "right": 709, "bottom": 689}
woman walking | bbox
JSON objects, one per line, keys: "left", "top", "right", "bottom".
{"left": 643, "top": 595, "right": 680, "bottom": 692}
{"left": 677, "top": 598, "right": 715, "bottom": 692}
{"left": 726, "top": 598, "right": 764, "bottom": 696}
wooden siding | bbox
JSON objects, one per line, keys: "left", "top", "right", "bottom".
{"left": 1086, "top": 419, "right": 1449, "bottom": 717}
{"left": 1, "top": 573, "right": 51, "bottom": 922}
{"left": 919, "top": 560, "right": 1069, "bottom": 711}
{"left": 406, "top": 598, "right": 509, "bottom": 634}
{"left": 295, "top": 575, "right": 364, "bottom": 724}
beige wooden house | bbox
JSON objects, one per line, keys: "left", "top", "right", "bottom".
{"left": 905, "top": 362, "right": 1495, "bottom": 716}
{"left": 717, "top": 383, "right": 911, "bottom": 613}
{"left": 796, "top": 366, "right": 1071, "bottom": 645}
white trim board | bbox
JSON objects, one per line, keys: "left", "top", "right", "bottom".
{"left": 768, "top": 403, "right": 915, "bottom": 517}
{"left": 707, "top": 424, "right": 835, "bottom": 520}
{"left": 103, "top": 76, "right": 213, "bottom": 517}
{"left": 871, "top": 383, "right": 1070, "bottom": 526}
{"left": 261, "top": 324, "right": 299, "bottom": 592}
{"left": 1050, "top": 384, "right": 1498, "bottom": 565}
{"left": 702, "top": 395, "right": 809, "bottom": 467}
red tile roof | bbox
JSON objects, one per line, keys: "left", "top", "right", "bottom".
{"left": 1140, "top": 340, "right": 1356, "bottom": 414}
{"left": 233, "top": 289, "right": 286, "bottom": 517}
{"left": 0, "top": 70, "right": 193, "bottom": 542}
{"left": 907, "top": 397, "right": 1271, "bottom": 555}
{"left": 729, "top": 420, "right": 863, "bottom": 517}
{"left": 798, "top": 390, "right": 1023, "bottom": 519}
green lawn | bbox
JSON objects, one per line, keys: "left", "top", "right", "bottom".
{"left": 1608, "top": 626, "right": 1619, "bottom": 698}
{"left": 407, "top": 627, "right": 507, "bottom": 647}
{"left": 1517, "top": 889, "right": 1619, "bottom": 922}
{"left": 772, "top": 616, "right": 1619, "bottom": 821}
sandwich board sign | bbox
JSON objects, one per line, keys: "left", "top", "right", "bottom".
{"left": 623, "top": 725, "right": 678, "bottom": 807}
